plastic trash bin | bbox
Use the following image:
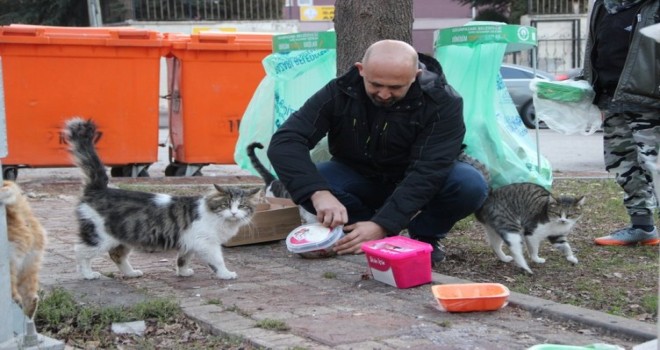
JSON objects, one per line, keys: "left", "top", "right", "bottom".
{"left": 164, "top": 32, "right": 273, "bottom": 176}
{"left": 0, "top": 24, "right": 168, "bottom": 179}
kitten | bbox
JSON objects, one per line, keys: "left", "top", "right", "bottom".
{"left": 64, "top": 117, "right": 260, "bottom": 280}
{"left": 474, "top": 182, "right": 585, "bottom": 274}
{"left": 2, "top": 180, "right": 47, "bottom": 319}
{"left": 247, "top": 142, "right": 317, "bottom": 224}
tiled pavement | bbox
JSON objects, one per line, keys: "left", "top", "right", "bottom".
{"left": 21, "top": 175, "right": 656, "bottom": 350}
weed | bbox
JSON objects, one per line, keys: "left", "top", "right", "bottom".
{"left": 255, "top": 319, "right": 290, "bottom": 331}
{"left": 323, "top": 272, "right": 337, "bottom": 279}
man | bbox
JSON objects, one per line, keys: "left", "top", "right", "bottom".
{"left": 267, "top": 40, "right": 488, "bottom": 265}
{"left": 583, "top": 0, "right": 660, "bottom": 245}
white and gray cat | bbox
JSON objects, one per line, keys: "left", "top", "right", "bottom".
{"left": 65, "top": 118, "right": 260, "bottom": 280}
{"left": 475, "top": 181, "right": 585, "bottom": 274}
{"left": 246, "top": 142, "right": 317, "bottom": 224}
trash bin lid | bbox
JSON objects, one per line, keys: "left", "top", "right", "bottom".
{"left": 169, "top": 32, "right": 273, "bottom": 51}
{"left": 0, "top": 24, "right": 168, "bottom": 48}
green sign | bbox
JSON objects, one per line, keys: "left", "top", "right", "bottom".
{"left": 434, "top": 24, "right": 537, "bottom": 53}
{"left": 273, "top": 31, "right": 336, "bottom": 53}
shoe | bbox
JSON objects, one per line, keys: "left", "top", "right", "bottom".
{"left": 410, "top": 235, "right": 446, "bottom": 266}
{"left": 594, "top": 227, "right": 660, "bottom": 246}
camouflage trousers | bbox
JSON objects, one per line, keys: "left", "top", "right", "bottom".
{"left": 603, "top": 109, "right": 660, "bottom": 224}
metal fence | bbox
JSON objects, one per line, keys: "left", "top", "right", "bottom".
{"left": 104, "top": 0, "right": 285, "bottom": 23}
{"left": 529, "top": 0, "right": 590, "bottom": 14}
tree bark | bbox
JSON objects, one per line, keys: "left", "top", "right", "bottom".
{"left": 333, "top": 0, "right": 413, "bottom": 76}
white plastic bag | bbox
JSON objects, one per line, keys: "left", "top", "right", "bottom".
{"left": 530, "top": 79, "right": 602, "bottom": 135}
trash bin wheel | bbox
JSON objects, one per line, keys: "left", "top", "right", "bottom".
{"left": 110, "top": 165, "right": 150, "bottom": 178}
{"left": 3, "top": 166, "right": 18, "bottom": 181}
{"left": 165, "top": 163, "right": 203, "bottom": 177}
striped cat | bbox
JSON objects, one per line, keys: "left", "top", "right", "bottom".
{"left": 475, "top": 182, "right": 585, "bottom": 274}
{"left": 65, "top": 118, "right": 260, "bottom": 280}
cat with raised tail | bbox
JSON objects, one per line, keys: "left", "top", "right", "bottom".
{"left": 246, "top": 142, "right": 317, "bottom": 224}
{"left": 475, "top": 182, "right": 585, "bottom": 274}
{"left": 64, "top": 117, "right": 260, "bottom": 280}
{"left": 2, "top": 180, "right": 46, "bottom": 318}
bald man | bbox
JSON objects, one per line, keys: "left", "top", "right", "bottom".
{"left": 268, "top": 40, "right": 488, "bottom": 266}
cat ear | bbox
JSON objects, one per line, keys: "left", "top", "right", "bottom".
{"left": 576, "top": 196, "right": 586, "bottom": 206}
{"left": 246, "top": 187, "right": 261, "bottom": 196}
{"left": 548, "top": 195, "right": 558, "bottom": 204}
{"left": 213, "top": 184, "right": 229, "bottom": 195}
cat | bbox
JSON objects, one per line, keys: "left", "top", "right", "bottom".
{"left": 64, "top": 117, "right": 261, "bottom": 280}
{"left": 474, "top": 182, "right": 585, "bottom": 274}
{"left": 246, "top": 142, "right": 317, "bottom": 224}
{"left": 2, "top": 180, "right": 47, "bottom": 319}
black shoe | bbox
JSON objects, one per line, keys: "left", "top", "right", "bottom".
{"left": 410, "top": 236, "right": 446, "bottom": 266}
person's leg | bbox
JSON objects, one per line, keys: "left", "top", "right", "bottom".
{"left": 408, "top": 161, "right": 488, "bottom": 239}
{"left": 595, "top": 110, "right": 660, "bottom": 245}
{"left": 299, "top": 160, "right": 391, "bottom": 223}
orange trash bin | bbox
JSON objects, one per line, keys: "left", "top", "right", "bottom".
{"left": 164, "top": 32, "right": 273, "bottom": 176}
{"left": 0, "top": 24, "right": 168, "bottom": 179}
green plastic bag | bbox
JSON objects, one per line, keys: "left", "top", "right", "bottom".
{"left": 234, "top": 48, "right": 336, "bottom": 175}
{"left": 435, "top": 22, "right": 553, "bottom": 189}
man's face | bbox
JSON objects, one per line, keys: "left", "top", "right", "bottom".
{"left": 356, "top": 60, "right": 419, "bottom": 108}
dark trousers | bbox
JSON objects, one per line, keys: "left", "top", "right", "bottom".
{"left": 301, "top": 160, "right": 488, "bottom": 240}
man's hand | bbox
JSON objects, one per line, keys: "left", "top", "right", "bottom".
{"left": 310, "top": 190, "right": 348, "bottom": 228}
{"left": 334, "top": 221, "right": 386, "bottom": 255}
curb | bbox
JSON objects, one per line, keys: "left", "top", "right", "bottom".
{"left": 431, "top": 273, "right": 657, "bottom": 342}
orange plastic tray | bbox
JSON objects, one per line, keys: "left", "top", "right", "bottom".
{"left": 432, "top": 283, "right": 509, "bottom": 312}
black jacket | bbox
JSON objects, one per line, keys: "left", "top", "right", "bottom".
{"left": 267, "top": 53, "right": 465, "bottom": 234}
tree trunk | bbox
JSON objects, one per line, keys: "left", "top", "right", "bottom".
{"left": 334, "top": 0, "right": 413, "bottom": 76}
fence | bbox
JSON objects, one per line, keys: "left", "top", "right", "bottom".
{"left": 104, "top": 0, "right": 285, "bottom": 23}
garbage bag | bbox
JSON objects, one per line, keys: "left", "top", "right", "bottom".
{"left": 435, "top": 24, "right": 552, "bottom": 189}
{"left": 531, "top": 79, "right": 602, "bottom": 135}
{"left": 234, "top": 49, "right": 336, "bottom": 175}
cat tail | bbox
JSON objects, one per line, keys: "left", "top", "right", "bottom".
{"left": 246, "top": 142, "right": 277, "bottom": 187}
{"left": 64, "top": 117, "right": 108, "bottom": 191}
{"left": 457, "top": 145, "right": 491, "bottom": 187}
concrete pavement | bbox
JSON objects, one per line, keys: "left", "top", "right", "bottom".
{"left": 14, "top": 127, "right": 658, "bottom": 349}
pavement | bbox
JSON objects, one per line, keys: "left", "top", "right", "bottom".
{"left": 13, "top": 128, "right": 660, "bottom": 349}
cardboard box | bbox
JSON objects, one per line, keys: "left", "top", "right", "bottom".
{"left": 223, "top": 197, "right": 301, "bottom": 247}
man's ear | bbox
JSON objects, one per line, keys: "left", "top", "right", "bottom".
{"left": 355, "top": 62, "right": 365, "bottom": 76}
{"left": 416, "top": 68, "right": 422, "bottom": 78}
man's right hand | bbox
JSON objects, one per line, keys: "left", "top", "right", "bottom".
{"left": 310, "top": 190, "right": 348, "bottom": 228}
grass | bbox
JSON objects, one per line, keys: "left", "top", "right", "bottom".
{"left": 440, "top": 178, "right": 659, "bottom": 323}
{"left": 35, "top": 288, "right": 261, "bottom": 349}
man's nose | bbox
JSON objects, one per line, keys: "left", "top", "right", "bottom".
{"left": 377, "top": 89, "right": 391, "bottom": 100}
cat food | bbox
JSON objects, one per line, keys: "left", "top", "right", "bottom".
{"left": 286, "top": 224, "right": 344, "bottom": 258}
{"left": 431, "top": 283, "right": 509, "bottom": 312}
{"left": 361, "top": 236, "right": 433, "bottom": 289}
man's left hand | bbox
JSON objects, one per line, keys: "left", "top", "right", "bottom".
{"left": 334, "top": 221, "right": 387, "bottom": 255}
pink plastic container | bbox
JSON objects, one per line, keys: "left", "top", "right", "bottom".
{"left": 361, "top": 236, "right": 433, "bottom": 289}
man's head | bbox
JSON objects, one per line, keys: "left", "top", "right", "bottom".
{"left": 355, "top": 40, "right": 421, "bottom": 108}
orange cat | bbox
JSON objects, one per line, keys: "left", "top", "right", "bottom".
{"left": 1, "top": 180, "right": 46, "bottom": 319}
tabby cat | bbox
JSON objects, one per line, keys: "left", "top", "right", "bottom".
{"left": 247, "top": 142, "right": 317, "bottom": 224}
{"left": 474, "top": 182, "right": 585, "bottom": 274}
{"left": 2, "top": 180, "right": 46, "bottom": 318}
{"left": 65, "top": 118, "right": 260, "bottom": 280}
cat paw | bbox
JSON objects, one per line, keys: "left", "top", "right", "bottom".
{"left": 83, "top": 271, "right": 102, "bottom": 280}
{"left": 567, "top": 256, "right": 578, "bottom": 264}
{"left": 217, "top": 271, "right": 237, "bottom": 279}
{"left": 124, "top": 270, "right": 143, "bottom": 278}
{"left": 500, "top": 255, "right": 514, "bottom": 263}
{"left": 177, "top": 268, "right": 194, "bottom": 277}
{"left": 532, "top": 257, "right": 546, "bottom": 264}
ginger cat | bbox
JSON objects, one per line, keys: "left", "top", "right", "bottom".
{"left": 2, "top": 180, "right": 47, "bottom": 318}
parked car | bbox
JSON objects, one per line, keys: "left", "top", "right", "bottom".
{"left": 500, "top": 63, "right": 563, "bottom": 128}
